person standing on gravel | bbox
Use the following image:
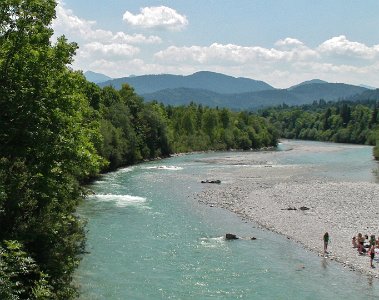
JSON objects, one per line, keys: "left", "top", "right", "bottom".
{"left": 323, "top": 232, "right": 329, "bottom": 254}
{"left": 369, "top": 245, "right": 375, "bottom": 268}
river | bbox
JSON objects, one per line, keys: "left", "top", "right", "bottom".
{"left": 76, "top": 140, "right": 379, "bottom": 299}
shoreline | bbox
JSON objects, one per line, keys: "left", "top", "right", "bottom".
{"left": 195, "top": 142, "right": 379, "bottom": 278}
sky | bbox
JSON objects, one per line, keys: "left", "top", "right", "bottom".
{"left": 52, "top": 0, "right": 379, "bottom": 88}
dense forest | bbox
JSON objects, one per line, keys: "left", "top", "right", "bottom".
{"left": 0, "top": 1, "right": 277, "bottom": 299}
{"left": 91, "top": 83, "right": 278, "bottom": 171}
{"left": 260, "top": 100, "right": 379, "bottom": 158}
{"left": 0, "top": 1, "right": 104, "bottom": 298}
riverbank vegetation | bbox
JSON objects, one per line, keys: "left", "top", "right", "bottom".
{"left": 260, "top": 99, "right": 379, "bottom": 160}
{"left": 0, "top": 2, "right": 278, "bottom": 298}
{"left": 0, "top": 1, "right": 105, "bottom": 298}
{"left": 89, "top": 83, "right": 279, "bottom": 171}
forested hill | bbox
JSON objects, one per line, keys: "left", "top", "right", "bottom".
{"left": 84, "top": 70, "right": 112, "bottom": 83}
{"left": 346, "top": 88, "right": 379, "bottom": 102}
{"left": 287, "top": 83, "right": 368, "bottom": 103}
{"left": 93, "top": 71, "right": 370, "bottom": 110}
{"left": 95, "top": 71, "right": 370, "bottom": 110}
{"left": 98, "top": 71, "right": 274, "bottom": 94}
{"left": 288, "top": 79, "right": 328, "bottom": 89}
{"left": 141, "top": 83, "right": 368, "bottom": 110}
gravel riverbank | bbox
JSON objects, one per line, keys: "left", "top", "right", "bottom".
{"left": 195, "top": 143, "right": 379, "bottom": 278}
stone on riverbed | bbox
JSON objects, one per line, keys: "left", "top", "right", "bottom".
{"left": 225, "top": 233, "right": 238, "bottom": 240}
{"left": 201, "top": 179, "right": 221, "bottom": 184}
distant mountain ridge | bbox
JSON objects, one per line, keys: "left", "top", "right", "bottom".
{"left": 84, "top": 71, "right": 112, "bottom": 83}
{"left": 91, "top": 70, "right": 375, "bottom": 110}
{"left": 141, "top": 83, "right": 369, "bottom": 110}
{"left": 346, "top": 88, "right": 379, "bottom": 102}
{"left": 98, "top": 71, "right": 274, "bottom": 94}
{"left": 288, "top": 79, "right": 328, "bottom": 90}
{"left": 359, "top": 84, "right": 377, "bottom": 90}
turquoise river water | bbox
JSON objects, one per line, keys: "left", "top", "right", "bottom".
{"left": 76, "top": 140, "right": 379, "bottom": 299}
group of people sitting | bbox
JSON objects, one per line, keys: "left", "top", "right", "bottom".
{"left": 352, "top": 233, "right": 378, "bottom": 268}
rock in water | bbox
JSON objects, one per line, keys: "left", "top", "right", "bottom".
{"left": 225, "top": 233, "right": 239, "bottom": 240}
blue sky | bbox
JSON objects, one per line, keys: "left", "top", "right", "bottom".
{"left": 53, "top": 1, "right": 379, "bottom": 88}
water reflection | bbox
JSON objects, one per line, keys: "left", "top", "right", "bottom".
{"left": 321, "top": 257, "right": 329, "bottom": 270}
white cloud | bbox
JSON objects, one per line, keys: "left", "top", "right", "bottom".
{"left": 53, "top": 3, "right": 113, "bottom": 41}
{"left": 123, "top": 6, "right": 188, "bottom": 31}
{"left": 81, "top": 42, "right": 140, "bottom": 58}
{"left": 112, "top": 32, "right": 162, "bottom": 44}
{"left": 52, "top": 2, "right": 163, "bottom": 72}
{"left": 87, "top": 58, "right": 169, "bottom": 78}
{"left": 275, "top": 37, "right": 304, "bottom": 48}
{"left": 53, "top": 2, "right": 162, "bottom": 45}
{"left": 318, "top": 35, "right": 379, "bottom": 59}
{"left": 154, "top": 41, "right": 319, "bottom": 64}
{"left": 152, "top": 37, "right": 379, "bottom": 87}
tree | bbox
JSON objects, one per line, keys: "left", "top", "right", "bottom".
{"left": 370, "top": 105, "right": 378, "bottom": 128}
{"left": 0, "top": 240, "right": 51, "bottom": 300}
{"left": 202, "top": 109, "right": 219, "bottom": 142}
{"left": 138, "top": 104, "right": 170, "bottom": 158}
{"left": 339, "top": 103, "right": 351, "bottom": 127}
{"left": 0, "top": 1, "right": 103, "bottom": 298}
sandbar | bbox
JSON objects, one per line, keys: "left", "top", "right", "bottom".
{"left": 195, "top": 141, "right": 379, "bottom": 277}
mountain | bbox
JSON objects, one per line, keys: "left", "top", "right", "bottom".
{"left": 93, "top": 70, "right": 372, "bottom": 110}
{"left": 141, "top": 88, "right": 304, "bottom": 110}
{"left": 289, "top": 83, "right": 367, "bottom": 102}
{"left": 98, "top": 71, "right": 275, "bottom": 94}
{"left": 141, "top": 88, "right": 224, "bottom": 107}
{"left": 142, "top": 83, "right": 369, "bottom": 110}
{"left": 346, "top": 88, "right": 379, "bottom": 101}
{"left": 288, "top": 79, "right": 328, "bottom": 90}
{"left": 359, "top": 84, "right": 377, "bottom": 90}
{"left": 84, "top": 71, "right": 112, "bottom": 83}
